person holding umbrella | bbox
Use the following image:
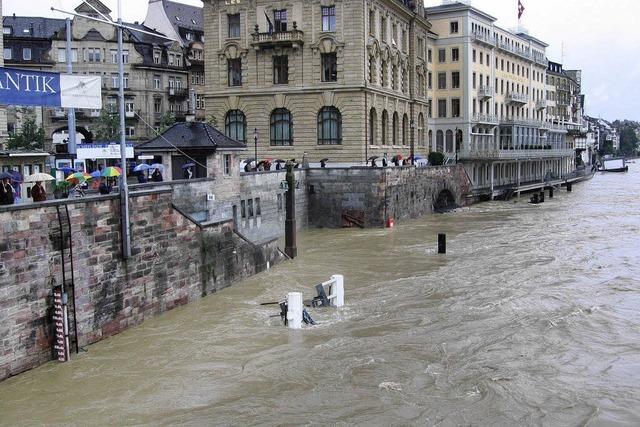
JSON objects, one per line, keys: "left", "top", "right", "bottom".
{"left": 0, "top": 173, "right": 15, "bottom": 205}
{"left": 25, "top": 172, "right": 55, "bottom": 202}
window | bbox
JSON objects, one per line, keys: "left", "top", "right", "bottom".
{"left": 437, "top": 72, "right": 446, "bottom": 89}
{"left": 321, "top": 6, "right": 336, "bottom": 32}
{"left": 111, "top": 73, "right": 119, "bottom": 88}
{"left": 317, "top": 106, "right": 342, "bottom": 145}
{"left": 126, "top": 126, "right": 135, "bottom": 137}
{"left": 369, "top": 108, "right": 377, "bottom": 145}
{"left": 248, "top": 198, "right": 255, "bottom": 219}
{"left": 270, "top": 108, "right": 293, "bottom": 146}
{"left": 428, "top": 71, "right": 432, "bottom": 89}
{"left": 255, "top": 198, "right": 261, "bottom": 216}
{"left": 381, "top": 16, "right": 387, "bottom": 41}
{"left": 125, "top": 101, "right": 134, "bottom": 114}
{"left": 472, "top": 49, "right": 476, "bottom": 62}
{"left": 111, "top": 49, "right": 128, "bottom": 63}
{"left": 228, "top": 14, "right": 240, "bottom": 38}
{"left": 438, "top": 99, "right": 447, "bottom": 118}
{"left": 274, "top": 9, "right": 287, "bottom": 32}
{"left": 241, "top": 200, "right": 246, "bottom": 219}
{"left": 369, "top": 9, "right": 375, "bottom": 36}
{"left": 87, "top": 48, "right": 101, "bottom": 62}
{"left": 452, "top": 72, "right": 460, "bottom": 89}
{"left": 225, "top": 110, "right": 246, "bottom": 142}
{"left": 57, "top": 48, "right": 78, "bottom": 63}
{"left": 153, "top": 50, "right": 161, "bottom": 64}
{"left": 277, "top": 193, "right": 283, "bottom": 212}
{"left": 123, "top": 74, "right": 129, "bottom": 89}
{"left": 452, "top": 99, "right": 460, "bottom": 117}
{"left": 228, "top": 58, "right": 242, "bottom": 86}
{"left": 153, "top": 75, "right": 161, "bottom": 89}
{"left": 273, "top": 55, "right": 289, "bottom": 84}
{"left": 436, "top": 130, "right": 444, "bottom": 152}
{"left": 472, "top": 72, "right": 476, "bottom": 89}
{"left": 438, "top": 48, "right": 446, "bottom": 63}
{"left": 2, "top": 26, "right": 11, "bottom": 35}
{"left": 479, "top": 52, "right": 483, "bottom": 65}
{"left": 22, "top": 48, "right": 31, "bottom": 60}
{"left": 154, "top": 98, "right": 162, "bottom": 114}
{"left": 450, "top": 21, "right": 459, "bottom": 34}
{"left": 224, "top": 154, "right": 231, "bottom": 175}
{"left": 321, "top": 53, "right": 338, "bottom": 82}
{"left": 392, "top": 112, "right": 399, "bottom": 146}
{"left": 3, "top": 48, "right": 11, "bottom": 60}
{"left": 452, "top": 48, "right": 459, "bottom": 62}
{"left": 427, "top": 49, "right": 432, "bottom": 63}
{"left": 428, "top": 99, "right": 432, "bottom": 118}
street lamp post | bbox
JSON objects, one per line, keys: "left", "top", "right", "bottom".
{"left": 253, "top": 128, "right": 258, "bottom": 169}
{"left": 455, "top": 127, "right": 459, "bottom": 164}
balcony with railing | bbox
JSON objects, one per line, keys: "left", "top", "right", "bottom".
{"left": 506, "top": 92, "right": 528, "bottom": 105}
{"left": 535, "top": 99, "right": 547, "bottom": 110}
{"left": 471, "top": 113, "right": 499, "bottom": 125}
{"left": 251, "top": 24, "right": 304, "bottom": 50}
{"left": 500, "top": 117, "right": 544, "bottom": 127}
{"left": 459, "top": 148, "right": 574, "bottom": 160}
{"left": 496, "top": 40, "right": 531, "bottom": 61}
{"left": 477, "top": 86, "right": 494, "bottom": 100}
{"left": 167, "top": 86, "right": 189, "bottom": 99}
{"left": 471, "top": 30, "right": 495, "bottom": 46}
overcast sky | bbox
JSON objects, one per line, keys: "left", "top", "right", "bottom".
{"left": 4, "top": 0, "right": 639, "bottom": 121}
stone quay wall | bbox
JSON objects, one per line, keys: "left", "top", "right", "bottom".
{"left": 307, "top": 165, "right": 471, "bottom": 228}
{"left": 0, "top": 189, "right": 283, "bottom": 382}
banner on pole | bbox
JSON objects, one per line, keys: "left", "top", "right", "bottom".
{"left": 0, "top": 67, "right": 102, "bottom": 109}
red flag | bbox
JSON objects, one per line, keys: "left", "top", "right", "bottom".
{"left": 518, "top": 0, "right": 525, "bottom": 19}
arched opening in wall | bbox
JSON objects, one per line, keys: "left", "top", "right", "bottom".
{"left": 418, "top": 113, "right": 425, "bottom": 146}
{"left": 456, "top": 129, "right": 463, "bottom": 152}
{"left": 428, "top": 129, "right": 433, "bottom": 150}
{"left": 436, "top": 130, "right": 444, "bottom": 152}
{"left": 434, "top": 189, "right": 457, "bottom": 211}
{"left": 392, "top": 112, "right": 399, "bottom": 146}
{"left": 51, "top": 126, "right": 93, "bottom": 155}
{"left": 381, "top": 110, "right": 388, "bottom": 145}
{"left": 369, "top": 108, "right": 377, "bottom": 145}
{"left": 402, "top": 114, "right": 409, "bottom": 146}
{"left": 445, "top": 129, "right": 454, "bottom": 153}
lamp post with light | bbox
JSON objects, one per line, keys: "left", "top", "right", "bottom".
{"left": 410, "top": 119, "right": 416, "bottom": 166}
{"left": 253, "top": 127, "right": 258, "bottom": 170}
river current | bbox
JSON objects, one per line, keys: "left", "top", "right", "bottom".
{"left": 1, "top": 164, "right": 639, "bottom": 426}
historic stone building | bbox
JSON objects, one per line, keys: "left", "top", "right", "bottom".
{"left": 426, "top": 2, "right": 575, "bottom": 195}
{"left": 202, "top": 0, "right": 432, "bottom": 164}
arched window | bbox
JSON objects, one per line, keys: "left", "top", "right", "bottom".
{"left": 381, "top": 110, "right": 388, "bottom": 145}
{"left": 456, "top": 129, "right": 463, "bottom": 152}
{"left": 428, "top": 130, "right": 433, "bottom": 150}
{"left": 392, "top": 112, "right": 399, "bottom": 145}
{"left": 402, "top": 114, "right": 409, "bottom": 146}
{"left": 369, "top": 108, "right": 377, "bottom": 146}
{"left": 270, "top": 108, "right": 293, "bottom": 146}
{"left": 225, "top": 110, "right": 246, "bottom": 142}
{"left": 418, "top": 113, "right": 425, "bottom": 146}
{"left": 317, "top": 106, "right": 342, "bottom": 145}
{"left": 436, "top": 130, "right": 444, "bottom": 152}
{"left": 445, "top": 129, "right": 454, "bottom": 152}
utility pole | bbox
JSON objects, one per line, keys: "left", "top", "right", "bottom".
{"left": 117, "top": 0, "right": 131, "bottom": 258}
{"left": 65, "top": 18, "right": 77, "bottom": 163}
{"left": 284, "top": 161, "right": 297, "bottom": 259}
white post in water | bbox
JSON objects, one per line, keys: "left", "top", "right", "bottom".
{"left": 330, "top": 274, "right": 345, "bottom": 307}
{"left": 287, "top": 292, "right": 303, "bottom": 329}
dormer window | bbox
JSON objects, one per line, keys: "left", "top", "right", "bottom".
{"left": 3, "top": 26, "right": 11, "bottom": 35}
{"left": 186, "top": 32, "right": 194, "bottom": 41}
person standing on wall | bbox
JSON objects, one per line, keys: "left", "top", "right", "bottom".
{"left": 0, "top": 177, "right": 15, "bottom": 205}
{"left": 31, "top": 181, "right": 47, "bottom": 202}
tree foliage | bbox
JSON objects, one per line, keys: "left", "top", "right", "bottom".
{"left": 428, "top": 151, "right": 445, "bottom": 166}
{"left": 7, "top": 109, "right": 45, "bottom": 151}
{"left": 619, "top": 126, "right": 639, "bottom": 156}
{"left": 93, "top": 110, "right": 120, "bottom": 141}
{"left": 158, "top": 112, "right": 176, "bottom": 133}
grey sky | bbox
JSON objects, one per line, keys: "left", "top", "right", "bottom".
{"left": 3, "top": 0, "right": 639, "bottom": 121}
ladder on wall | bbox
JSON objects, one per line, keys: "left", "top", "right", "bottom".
{"left": 55, "top": 204, "right": 80, "bottom": 359}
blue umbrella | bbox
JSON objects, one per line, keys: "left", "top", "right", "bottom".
{"left": 8, "top": 171, "right": 22, "bottom": 182}
{"left": 133, "top": 164, "right": 151, "bottom": 172}
{"left": 181, "top": 162, "right": 195, "bottom": 169}
{"left": 59, "top": 167, "right": 76, "bottom": 176}
{"left": 414, "top": 156, "right": 424, "bottom": 161}
{"left": 149, "top": 163, "right": 164, "bottom": 170}
{"left": 90, "top": 171, "right": 102, "bottom": 179}
{"left": 0, "top": 172, "right": 13, "bottom": 180}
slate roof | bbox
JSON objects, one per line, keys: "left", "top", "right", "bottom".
{"left": 2, "top": 16, "right": 66, "bottom": 39}
{"left": 162, "top": 0, "right": 203, "bottom": 32}
{"left": 136, "top": 122, "right": 247, "bottom": 152}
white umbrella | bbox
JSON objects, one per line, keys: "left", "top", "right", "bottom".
{"left": 25, "top": 173, "right": 56, "bottom": 182}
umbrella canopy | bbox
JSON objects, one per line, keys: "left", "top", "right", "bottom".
{"left": 101, "top": 166, "right": 122, "bottom": 177}
{"left": 414, "top": 155, "right": 424, "bottom": 161}
{"left": 0, "top": 172, "right": 13, "bottom": 180}
{"left": 8, "top": 171, "right": 23, "bottom": 182}
{"left": 181, "top": 162, "right": 196, "bottom": 169}
{"left": 66, "top": 172, "right": 92, "bottom": 182}
{"left": 25, "top": 172, "right": 55, "bottom": 182}
{"left": 133, "top": 164, "right": 151, "bottom": 172}
{"left": 59, "top": 167, "right": 76, "bottom": 176}
{"left": 149, "top": 163, "right": 164, "bottom": 170}
{"left": 90, "top": 171, "right": 102, "bottom": 179}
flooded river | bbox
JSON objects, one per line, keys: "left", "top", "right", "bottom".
{"left": 1, "top": 165, "right": 639, "bottom": 426}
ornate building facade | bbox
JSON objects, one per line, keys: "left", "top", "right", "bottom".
{"left": 202, "top": 0, "right": 432, "bottom": 164}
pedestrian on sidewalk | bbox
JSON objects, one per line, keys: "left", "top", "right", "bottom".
{"left": 31, "top": 181, "right": 47, "bottom": 202}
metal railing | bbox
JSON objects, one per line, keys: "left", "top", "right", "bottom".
{"left": 506, "top": 92, "right": 529, "bottom": 104}
{"left": 471, "top": 30, "right": 495, "bottom": 46}
{"left": 471, "top": 113, "right": 499, "bottom": 124}
{"left": 477, "top": 86, "right": 494, "bottom": 99}
{"left": 459, "top": 148, "right": 574, "bottom": 160}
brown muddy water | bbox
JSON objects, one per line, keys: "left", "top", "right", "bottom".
{"left": 1, "top": 164, "right": 639, "bottom": 426}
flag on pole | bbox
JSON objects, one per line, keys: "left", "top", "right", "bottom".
{"left": 518, "top": 0, "right": 525, "bottom": 19}
{"left": 264, "top": 11, "right": 274, "bottom": 35}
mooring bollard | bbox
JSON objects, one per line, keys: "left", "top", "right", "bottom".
{"left": 549, "top": 187, "right": 554, "bottom": 198}
{"left": 330, "top": 274, "right": 345, "bottom": 307}
{"left": 567, "top": 183, "right": 572, "bottom": 192}
{"left": 539, "top": 191, "right": 545, "bottom": 203}
{"left": 287, "top": 292, "right": 303, "bottom": 329}
{"left": 438, "top": 233, "right": 446, "bottom": 254}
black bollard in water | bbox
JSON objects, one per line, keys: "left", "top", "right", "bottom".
{"left": 567, "top": 183, "right": 572, "bottom": 192}
{"left": 539, "top": 191, "right": 545, "bottom": 203}
{"left": 549, "top": 187, "right": 554, "bottom": 198}
{"left": 532, "top": 193, "right": 539, "bottom": 204}
{"left": 438, "top": 233, "right": 446, "bottom": 254}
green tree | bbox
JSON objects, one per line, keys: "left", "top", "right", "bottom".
{"left": 428, "top": 151, "right": 445, "bottom": 166}
{"left": 93, "top": 110, "right": 120, "bottom": 141}
{"left": 619, "top": 126, "right": 639, "bottom": 156}
{"left": 7, "top": 110, "right": 45, "bottom": 151}
{"left": 158, "top": 112, "right": 176, "bottom": 133}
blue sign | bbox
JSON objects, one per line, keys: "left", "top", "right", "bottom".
{"left": 0, "top": 67, "right": 61, "bottom": 107}
{"left": 0, "top": 67, "right": 102, "bottom": 109}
